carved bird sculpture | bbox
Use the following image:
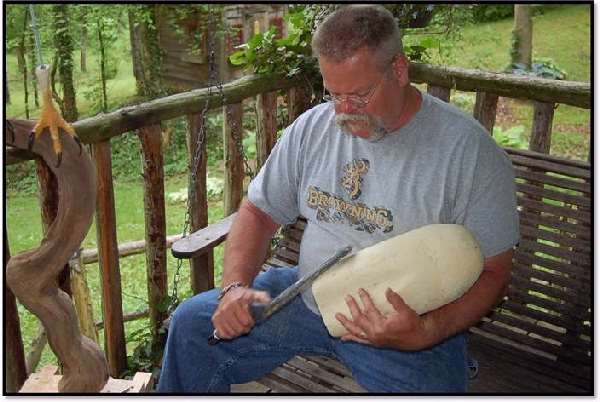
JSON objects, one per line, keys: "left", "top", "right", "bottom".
{"left": 28, "top": 64, "right": 82, "bottom": 167}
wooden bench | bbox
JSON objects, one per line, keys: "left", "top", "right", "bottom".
{"left": 172, "top": 147, "right": 591, "bottom": 393}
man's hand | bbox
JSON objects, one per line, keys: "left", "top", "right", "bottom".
{"left": 335, "top": 288, "right": 435, "bottom": 351}
{"left": 211, "top": 287, "right": 271, "bottom": 340}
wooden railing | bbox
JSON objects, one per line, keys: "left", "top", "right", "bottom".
{"left": 4, "top": 63, "right": 590, "bottom": 391}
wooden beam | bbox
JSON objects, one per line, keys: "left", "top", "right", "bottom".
{"left": 223, "top": 103, "right": 244, "bottom": 217}
{"left": 4, "top": 232, "right": 27, "bottom": 393}
{"left": 256, "top": 91, "right": 278, "bottom": 170}
{"left": 530, "top": 101, "right": 555, "bottom": 154}
{"left": 68, "top": 251, "right": 99, "bottom": 344}
{"left": 427, "top": 85, "right": 450, "bottom": 102}
{"left": 81, "top": 234, "right": 183, "bottom": 264}
{"left": 57, "top": 74, "right": 304, "bottom": 145}
{"left": 186, "top": 114, "right": 214, "bottom": 294}
{"left": 91, "top": 141, "right": 128, "bottom": 378}
{"left": 137, "top": 125, "right": 169, "bottom": 343}
{"left": 410, "top": 63, "right": 590, "bottom": 108}
{"left": 473, "top": 92, "right": 499, "bottom": 135}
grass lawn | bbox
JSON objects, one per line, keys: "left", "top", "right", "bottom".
{"left": 437, "top": 4, "right": 590, "bottom": 161}
{"left": 5, "top": 4, "right": 591, "bottom": 374}
{"left": 6, "top": 173, "right": 226, "bottom": 369}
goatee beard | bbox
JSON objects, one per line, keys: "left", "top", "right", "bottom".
{"left": 335, "top": 113, "right": 388, "bottom": 142}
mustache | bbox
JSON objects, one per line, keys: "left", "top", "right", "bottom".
{"left": 335, "top": 113, "right": 370, "bottom": 125}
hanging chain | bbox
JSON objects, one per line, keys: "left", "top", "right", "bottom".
{"left": 167, "top": 6, "right": 220, "bottom": 315}
{"left": 28, "top": 5, "right": 44, "bottom": 67}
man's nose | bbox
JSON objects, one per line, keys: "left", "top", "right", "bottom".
{"left": 335, "top": 99, "right": 358, "bottom": 114}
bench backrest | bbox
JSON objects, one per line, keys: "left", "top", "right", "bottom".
{"left": 268, "top": 147, "right": 591, "bottom": 382}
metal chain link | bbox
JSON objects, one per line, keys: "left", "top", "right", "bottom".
{"left": 167, "top": 5, "right": 221, "bottom": 316}
{"left": 167, "top": 5, "right": 261, "bottom": 319}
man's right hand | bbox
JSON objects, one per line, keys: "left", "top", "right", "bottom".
{"left": 211, "top": 287, "right": 271, "bottom": 340}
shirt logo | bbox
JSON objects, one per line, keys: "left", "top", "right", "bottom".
{"left": 341, "top": 159, "right": 370, "bottom": 200}
{"left": 305, "top": 158, "right": 393, "bottom": 234}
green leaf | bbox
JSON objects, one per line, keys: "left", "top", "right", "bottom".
{"left": 228, "top": 50, "right": 247, "bottom": 66}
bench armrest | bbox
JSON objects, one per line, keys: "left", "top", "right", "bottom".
{"left": 171, "top": 212, "right": 238, "bottom": 259}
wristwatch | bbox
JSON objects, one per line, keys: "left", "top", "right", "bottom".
{"left": 217, "top": 281, "right": 246, "bottom": 300}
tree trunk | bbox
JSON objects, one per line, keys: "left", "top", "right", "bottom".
{"left": 128, "top": 10, "right": 145, "bottom": 95}
{"left": 511, "top": 5, "right": 532, "bottom": 69}
{"left": 21, "top": 11, "right": 29, "bottom": 118}
{"left": 98, "top": 19, "right": 108, "bottom": 113}
{"left": 16, "top": 42, "right": 26, "bottom": 75}
{"left": 25, "top": 23, "right": 38, "bottom": 108}
{"left": 5, "top": 73, "right": 10, "bottom": 105}
{"left": 128, "top": 5, "right": 163, "bottom": 98}
{"left": 52, "top": 4, "right": 78, "bottom": 122}
{"left": 80, "top": 10, "right": 88, "bottom": 73}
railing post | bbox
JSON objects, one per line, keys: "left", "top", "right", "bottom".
{"left": 4, "top": 229, "right": 27, "bottom": 392}
{"left": 287, "top": 86, "right": 311, "bottom": 123}
{"left": 426, "top": 85, "right": 451, "bottom": 102}
{"left": 530, "top": 101, "right": 555, "bottom": 154}
{"left": 473, "top": 91, "right": 499, "bottom": 135}
{"left": 69, "top": 251, "right": 99, "bottom": 344}
{"left": 137, "top": 125, "right": 169, "bottom": 342}
{"left": 223, "top": 103, "right": 244, "bottom": 217}
{"left": 186, "top": 114, "right": 214, "bottom": 293}
{"left": 91, "top": 141, "right": 127, "bottom": 378}
{"left": 256, "top": 91, "right": 278, "bottom": 170}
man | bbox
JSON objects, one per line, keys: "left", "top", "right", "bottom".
{"left": 158, "top": 5, "right": 519, "bottom": 393}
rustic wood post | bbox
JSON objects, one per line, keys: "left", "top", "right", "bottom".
{"left": 91, "top": 141, "right": 127, "bottom": 378}
{"left": 137, "top": 125, "right": 169, "bottom": 343}
{"left": 256, "top": 91, "right": 278, "bottom": 170}
{"left": 35, "top": 159, "right": 71, "bottom": 296}
{"left": 473, "top": 91, "right": 499, "bottom": 135}
{"left": 69, "top": 251, "right": 99, "bottom": 344}
{"left": 287, "top": 86, "right": 311, "bottom": 122}
{"left": 223, "top": 103, "right": 244, "bottom": 217}
{"left": 186, "top": 114, "right": 214, "bottom": 294}
{"left": 530, "top": 101, "right": 555, "bottom": 154}
{"left": 427, "top": 85, "right": 451, "bottom": 103}
{"left": 4, "top": 232, "right": 27, "bottom": 392}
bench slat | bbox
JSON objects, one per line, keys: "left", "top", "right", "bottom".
{"left": 508, "top": 152, "right": 590, "bottom": 179}
{"left": 514, "top": 166, "right": 590, "bottom": 194}
{"left": 516, "top": 194, "right": 590, "bottom": 222}
{"left": 520, "top": 225, "right": 590, "bottom": 252}
{"left": 516, "top": 183, "right": 590, "bottom": 208}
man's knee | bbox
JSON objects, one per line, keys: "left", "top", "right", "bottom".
{"left": 169, "top": 289, "right": 218, "bottom": 335}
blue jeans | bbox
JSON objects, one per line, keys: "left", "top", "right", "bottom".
{"left": 158, "top": 266, "right": 469, "bottom": 393}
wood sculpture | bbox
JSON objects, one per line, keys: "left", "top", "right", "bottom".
{"left": 6, "top": 119, "right": 109, "bottom": 392}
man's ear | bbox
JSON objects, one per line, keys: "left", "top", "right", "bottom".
{"left": 391, "top": 54, "right": 410, "bottom": 85}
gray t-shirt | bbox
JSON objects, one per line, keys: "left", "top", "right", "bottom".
{"left": 248, "top": 92, "right": 520, "bottom": 314}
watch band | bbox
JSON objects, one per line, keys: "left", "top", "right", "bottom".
{"left": 217, "top": 281, "right": 246, "bottom": 300}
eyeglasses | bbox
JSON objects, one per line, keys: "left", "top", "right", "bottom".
{"left": 322, "top": 67, "right": 390, "bottom": 109}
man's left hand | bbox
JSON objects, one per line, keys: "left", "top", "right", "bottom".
{"left": 335, "top": 288, "right": 436, "bottom": 351}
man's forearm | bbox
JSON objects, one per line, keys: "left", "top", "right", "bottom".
{"left": 418, "top": 250, "right": 513, "bottom": 349}
{"left": 221, "top": 200, "right": 280, "bottom": 288}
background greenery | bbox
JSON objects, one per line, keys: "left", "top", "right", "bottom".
{"left": 5, "top": 4, "right": 590, "bottom": 374}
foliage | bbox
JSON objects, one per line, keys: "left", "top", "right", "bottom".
{"left": 166, "top": 4, "right": 228, "bottom": 58}
{"left": 229, "top": 9, "right": 318, "bottom": 79}
{"left": 123, "top": 325, "right": 160, "bottom": 379}
{"left": 505, "top": 57, "right": 567, "bottom": 80}
{"left": 493, "top": 125, "right": 528, "bottom": 149}
{"left": 470, "top": 4, "right": 514, "bottom": 23}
